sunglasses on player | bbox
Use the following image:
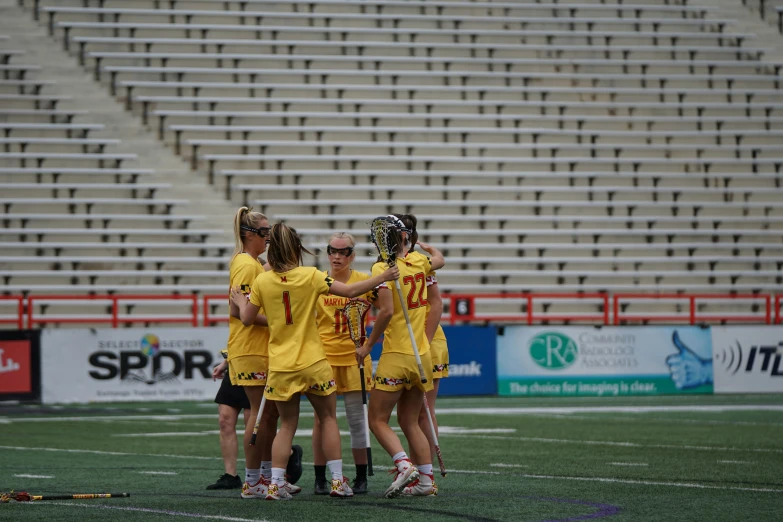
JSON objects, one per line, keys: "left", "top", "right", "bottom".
{"left": 241, "top": 225, "right": 270, "bottom": 238}
{"left": 327, "top": 245, "right": 354, "bottom": 257}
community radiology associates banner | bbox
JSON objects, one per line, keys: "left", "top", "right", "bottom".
{"left": 41, "top": 328, "right": 229, "bottom": 404}
{"left": 497, "top": 326, "right": 713, "bottom": 396}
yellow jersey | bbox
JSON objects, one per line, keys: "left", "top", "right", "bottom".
{"left": 227, "top": 253, "right": 269, "bottom": 360}
{"left": 372, "top": 253, "right": 432, "bottom": 356}
{"left": 249, "top": 266, "right": 334, "bottom": 372}
{"left": 316, "top": 270, "right": 377, "bottom": 366}
{"left": 425, "top": 272, "right": 447, "bottom": 343}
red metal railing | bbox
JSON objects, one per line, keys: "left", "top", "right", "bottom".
{"left": 444, "top": 293, "right": 610, "bottom": 325}
{"left": 26, "top": 294, "right": 199, "bottom": 328}
{"left": 0, "top": 296, "right": 24, "bottom": 330}
{"left": 1, "top": 293, "right": 780, "bottom": 328}
{"left": 613, "top": 293, "right": 772, "bottom": 325}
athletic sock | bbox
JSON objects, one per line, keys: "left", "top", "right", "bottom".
{"left": 271, "top": 467, "right": 286, "bottom": 487}
{"left": 392, "top": 451, "right": 408, "bottom": 464}
{"left": 326, "top": 459, "right": 343, "bottom": 482}
{"left": 260, "top": 461, "right": 272, "bottom": 480}
{"left": 314, "top": 465, "right": 327, "bottom": 483}
{"left": 245, "top": 468, "right": 260, "bottom": 486}
{"left": 355, "top": 464, "right": 368, "bottom": 481}
{"left": 418, "top": 464, "right": 433, "bottom": 476}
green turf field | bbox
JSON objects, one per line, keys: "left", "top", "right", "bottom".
{"left": 2, "top": 394, "right": 782, "bottom": 521}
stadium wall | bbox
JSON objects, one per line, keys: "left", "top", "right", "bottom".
{"left": 2, "top": 326, "right": 783, "bottom": 404}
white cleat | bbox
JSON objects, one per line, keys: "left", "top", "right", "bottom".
{"left": 384, "top": 460, "right": 419, "bottom": 499}
{"left": 265, "top": 483, "right": 293, "bottom": 500}
{"left": 401, "top": 475, "right": 438, "bottom": 497}
{"left": 282, "top": 481, "right": 302, "bottom": 495}
{"left": 240, "top": 477, "right": 270, "bottom": 499}
{"left": 330, "top": 476, "right": 354, "bottom": 498}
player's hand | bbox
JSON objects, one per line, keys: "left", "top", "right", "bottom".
{"left": 666, "top": 331, "right": 713, "bottom": 390}
{"left": 382, "top": 265, "right": 400, "bottom": 282}
{"left": 212, "top": 360, "right": 227, "bottom": 381}
{"left": 229, "top": 285, "right": 247, "bottom": 305}
{"left": 417, "top": 241, "right": 437, "bottom": 254}
{"left": 356, "top": 342, "right": 372, "bottom": 366}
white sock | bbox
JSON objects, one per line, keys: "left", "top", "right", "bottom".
{"left": 245, "top": 468, "right": 260, "bottom": 485}
{"left": 271, "top": 467, "right": 286, "bottom": 487}
{"left": 418, "top": 464, "right": 433, "bottom": 476}
{"left": 392, "top": 451, "right": 408, "bottom": 463}
{"left": 326, "top": 459, "right": 343, "bottom": 482}
{"left": 260, "top": 461, "right": 272, "bottom": 479}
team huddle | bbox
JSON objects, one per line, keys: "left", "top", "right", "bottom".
{"left": 216, "top": 208, "right": 449, "bottom": 500}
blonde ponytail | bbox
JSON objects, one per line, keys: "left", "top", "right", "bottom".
{"left": 230, "top": 206, "right": 268, "bottom": 263}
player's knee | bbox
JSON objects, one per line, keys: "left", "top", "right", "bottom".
{"left": 218, "top": 410, "right": 238, "bottom": 435}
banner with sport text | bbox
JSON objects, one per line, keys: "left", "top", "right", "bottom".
{"left": 497, "top": 326, "right": 713, "bottom": 396}
{"left": 41, "top": 328, "right": 229, "bottom": 404}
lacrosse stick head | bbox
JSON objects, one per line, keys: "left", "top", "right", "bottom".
{"left": 369, "top": 216, "right": 402, "bottom": 267}
{"left": 11, "top": 492, "right": 31, "bottom": 502}
{"left": 341, "top": 298, "right": 372, "bottom": 349}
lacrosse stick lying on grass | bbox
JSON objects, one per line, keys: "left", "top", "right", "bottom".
{"left": 2, "top": 491, "right": 130, "bottom": 502}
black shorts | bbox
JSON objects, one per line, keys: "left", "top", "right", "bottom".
{"left": 214, "top": 373, "right": 251, "bottom": 410}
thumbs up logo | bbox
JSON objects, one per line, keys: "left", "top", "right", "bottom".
{"left": 666, "top": 330, "right": 713, "bottom": 390}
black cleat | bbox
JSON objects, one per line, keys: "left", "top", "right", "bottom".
{"left": 285, "top": 444, "right": 304, "bottom": 485}
{"left": 314, "top": 479, "right": 330, "bottom": 495}
{"left": 351, "top": 477, "right": 368, "bottom": 494}
{"left": 206, "top": 473, "right": 242, "bottom": 490}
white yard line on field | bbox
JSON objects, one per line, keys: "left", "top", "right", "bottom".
{"left": 717, "top": 460, "right": 753, "bottom": 465}
{"left": 22, "top": 502, "right": 272, "bottom": 522}
{"left": 0, "top": 445, "right": 222, "bottom": 461}
{"left": 509, "top": 472, "right": 783, "bottom": 494}
{"left": 436, "top": 405, "right": 783, "bottom": 415}
{"left": 138, "top": 471, "right": 178, "bottom": 475}
{"left": 446, "top": 434, "right": 783, "bottom": 454}
{"left": 13, "top": 474, "right": 53, "bottom": 478}
{"left": 490, "top": 463, "right": 529, "bottom": 468}
{"left": 608, "top": 462, "right": 649, "bottom": 467}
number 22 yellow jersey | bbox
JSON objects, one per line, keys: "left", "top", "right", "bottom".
{"left": 315, "top": 269, "right": 377, "bottom": 366}
{"left": 248, "top": 266, "right": 334, "bottom": 372}
{"left": 372, "top": 252, "right": 433, "bottom": 356}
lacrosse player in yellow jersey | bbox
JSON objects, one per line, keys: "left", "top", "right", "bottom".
{"left": 395, "top": 213, "right": 449, "bottom": 497}
{"left": 232, "top": 223, "right": 399, "bottom": 500}
{"left": 312, "top": 232, "right": 376, "bottom": 495}
{"left": 355, "top": 216, "right": 445, "bottom": 499}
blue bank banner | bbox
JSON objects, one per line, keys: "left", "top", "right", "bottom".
{"left": 369, "top": 325, "right": 497, "bottom": 396}
{"left": 497, "top": 326, "right": 714, "bottom": 396}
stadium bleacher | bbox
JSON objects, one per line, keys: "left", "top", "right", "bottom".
{"left": 2, "top": 0, "right": 782, "bottom": 325}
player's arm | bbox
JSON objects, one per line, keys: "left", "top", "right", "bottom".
{"left": 417, "top": 241, "right": 445, "bottom": 270}
{"left": 228, "top": 302, "right": 268, "bottom": 326}
{"left": 231, "top": 285, "right": 261, "bottom": 327}
{"left": 356, "top": 286, "right": 393, "bottom": 363}
{"left": 425, "top": 281, "right": 443, "bottom": 343}
{"left": 330, "top": 265, "right": 399, "bottom": 298}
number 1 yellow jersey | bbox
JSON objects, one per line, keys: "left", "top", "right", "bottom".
{"left": 371, "top": 254, "right": 432, "bottom": 356}
{"left": 248, "top": 266, "right": 334, "bottom": 372}
{"left": 227, "top": 253, "right": 269, "bottom": 360}
{"left": 316, "top": 269, "right": 377, "bottom": 366}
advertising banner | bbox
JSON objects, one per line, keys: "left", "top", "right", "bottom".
{"left": 712, "top": 326, "right": 783, "bottom": 393}
{"left": 368, "top": 325, "right": 497, "bottom": 396}
{"left": 0, "top": 330, "right": 41, "bottom": 402}
{"left": 497, "top": 326, "right": 713, "bottom": 396}
{"left": 41, "top": 328, "right": 229, "bottom": 404}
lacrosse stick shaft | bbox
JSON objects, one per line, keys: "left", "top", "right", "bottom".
{"left": 249, "top": 390, "right": 266, "bottom": 446}
{"left": 23, "top": 493, "right": 130, "bottom": 501}
{"left": 392, "top": 279, "right": 427, "bottom": 383}
{"left": 358, "top": 364, "right": 374, "bottom": 476}
{"left": 421, "top": 393, "right": 447, "bottom": 477}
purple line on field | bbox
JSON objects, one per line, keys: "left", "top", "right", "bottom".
{"left": 527, "top": 496, "right": 622, "bottom": 522}
{"left": 24, "top": 502, "right": 267, "bottom": 522}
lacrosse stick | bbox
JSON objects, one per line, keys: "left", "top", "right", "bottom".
{"left": 341, "top": 297, "right": 374, "bottom": 476}
{"left": 369, "top": 216, "right": 447, "bottom": 477}
{"left": 249, "top": 391, "right": 266, "bottom": 446}
{"left": 2, "top": 491, "right": 129, "bottom": 502}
